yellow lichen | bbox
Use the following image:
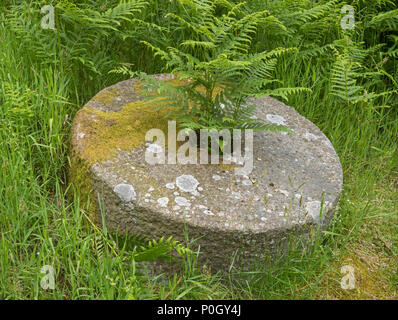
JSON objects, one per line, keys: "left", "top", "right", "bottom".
{"left": 219, "top": 163, "right": 237, "bottom": 171}
{"left": 76, "top": 100, "right": 171, "bottom": 164}
{"left": 92, "top": 89, "right": 119, "bottom": 104}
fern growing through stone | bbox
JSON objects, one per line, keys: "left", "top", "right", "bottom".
{"left": 141, "top": 0, "right": 305, "bottom": 139}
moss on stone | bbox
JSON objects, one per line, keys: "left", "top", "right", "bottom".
{"left": 67, "top": 150, "right": 99, "bottom": 224}
{"left": 92, "top": 89, "right": 119, "bottom": 104}
{"left": 75, "top": 100, "right": 171, "bottom": 164}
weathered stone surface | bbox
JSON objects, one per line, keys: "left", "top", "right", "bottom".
{"left": 70, "top": 74, "right": 343, "bottom": 272}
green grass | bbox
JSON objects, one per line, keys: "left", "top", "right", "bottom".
{"left": 0, "top": 0, "right": 397, "bottom": 299}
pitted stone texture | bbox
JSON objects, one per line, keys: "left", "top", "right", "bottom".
{"left": 70, "top": 74, "right": 343, "bottom": 272}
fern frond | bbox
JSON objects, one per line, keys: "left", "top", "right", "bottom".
{"left": 256, "top": 87, "right": 312, "bottom": 102}
{"left": 283, "top": 0, "right": 340, "bottom": 26}
{"left": 369, "top": 8, "right": 398, "bottom": 31}
{"left": 133, "top": 236, "right": 193, "bottom": 262}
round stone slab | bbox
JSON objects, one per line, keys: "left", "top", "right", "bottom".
{"left": 70, "top": 74, "right": 343, "bottom": 272}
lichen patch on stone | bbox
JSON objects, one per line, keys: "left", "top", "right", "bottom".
{"left": 176, "top": 174, "right": 199, "bottom": 193}
{"left": 266, "top": 114, "right": 287, "bottom": 126}
{"left": 175, "top": 196, "right": 191, "bottom": 207}
{"left": 157, "top": 197, "right": 169, "bottom": 207}
{"left": 113, "top": 184, "right": 136, "bottom": 202}
{"left": 165, "top": 183, "right": 175, "bottom": 190}
{"left": 304, "top": 132, "right": 319, "bottom": 141}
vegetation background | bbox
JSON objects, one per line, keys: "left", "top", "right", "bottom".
{"left": 0, "top": 0, "right": 397, "bottom": 299}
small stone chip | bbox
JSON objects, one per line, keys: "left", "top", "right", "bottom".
{"left": 275, "top": 189, "right": 289, "bottom": 197}
{"left": 203, "top": 209, "right": 214, "bottom": 216}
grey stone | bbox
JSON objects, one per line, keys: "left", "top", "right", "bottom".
{"left": 70, "top": 74, "right": 343, "bottom": 273}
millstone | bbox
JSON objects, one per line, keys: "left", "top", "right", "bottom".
{"left": 70, "top": 74, "right": 343, "bottom": 272}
